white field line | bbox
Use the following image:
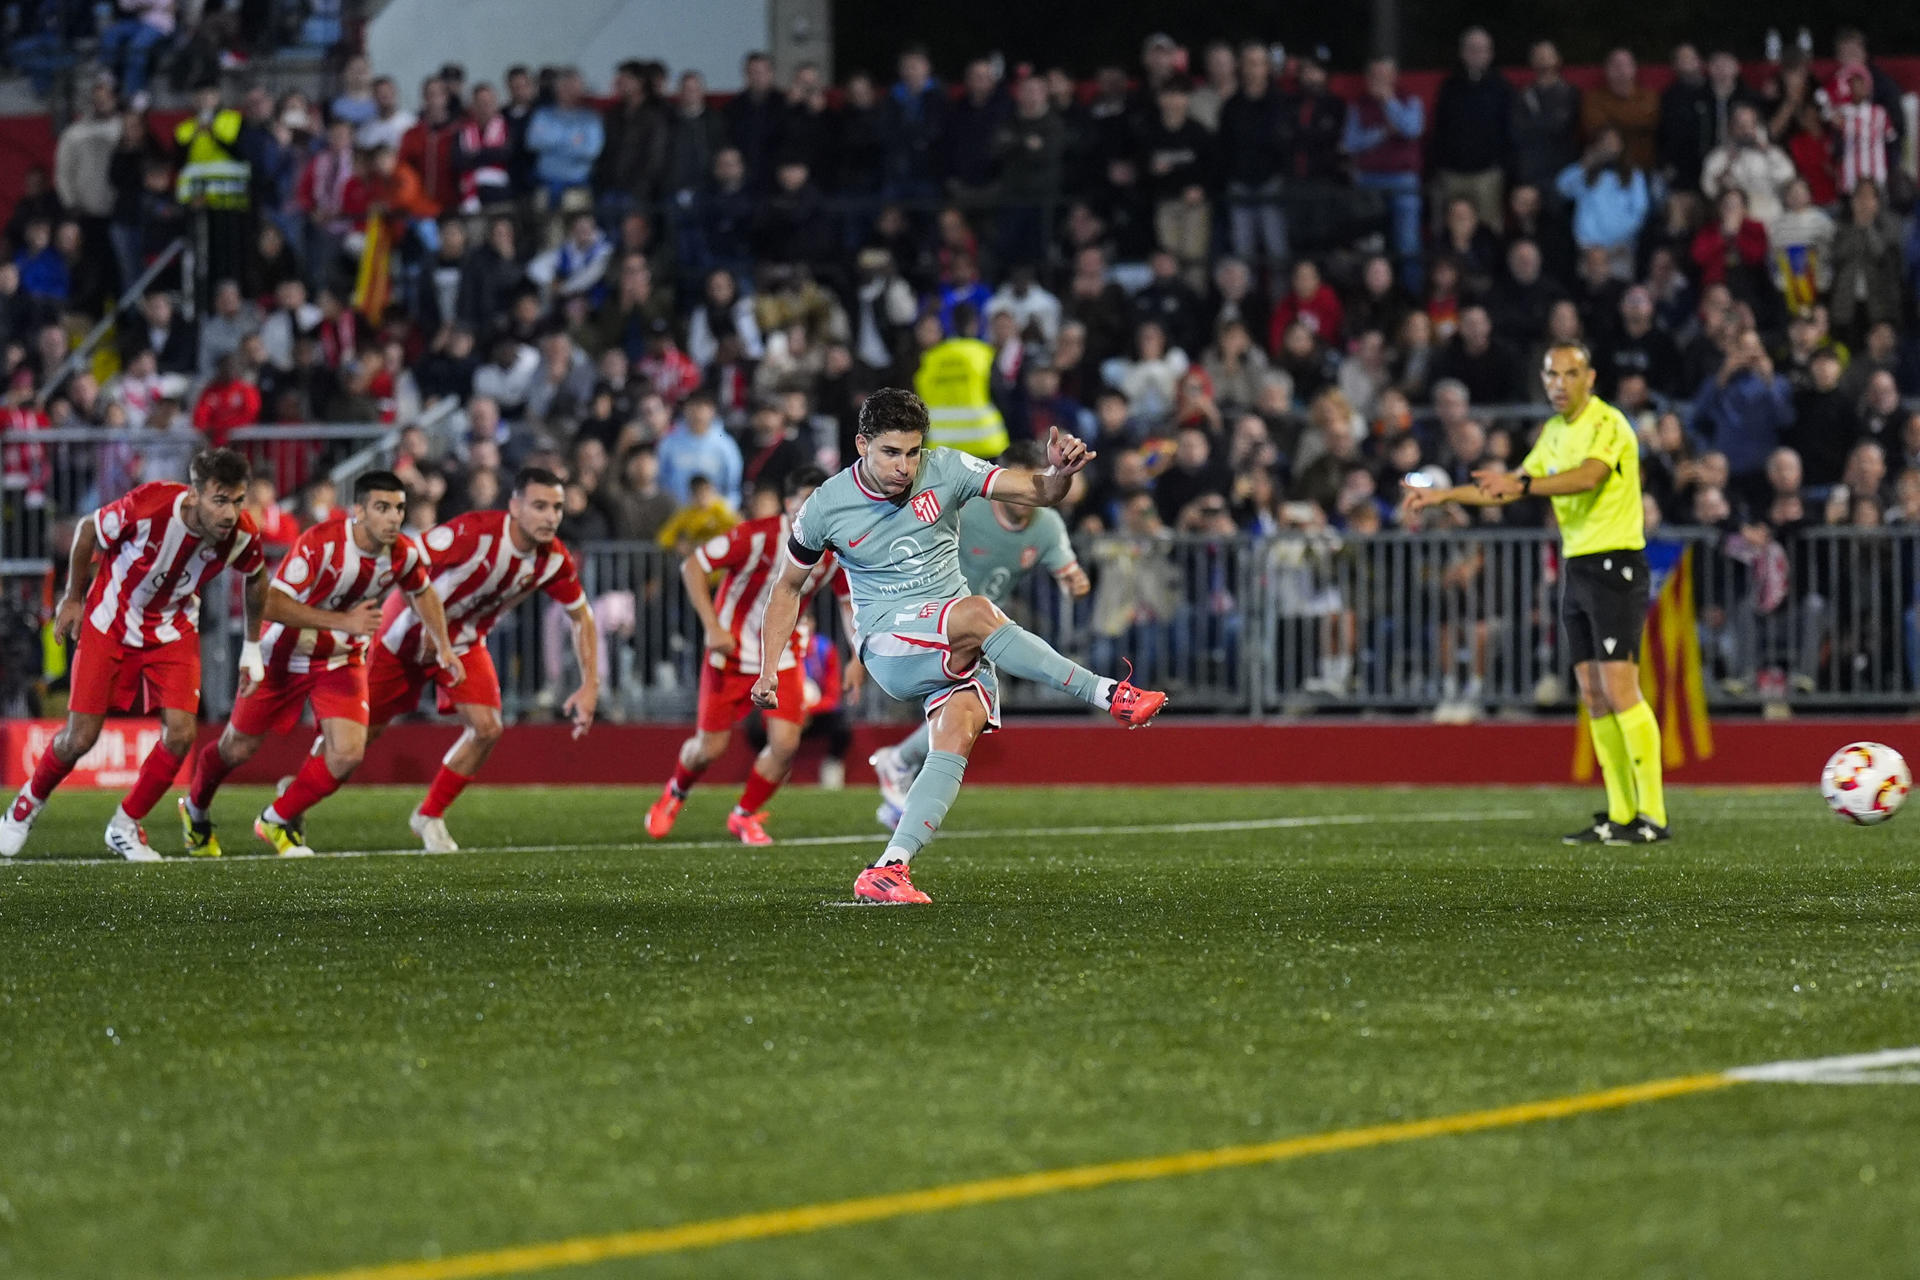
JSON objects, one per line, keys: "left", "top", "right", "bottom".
{"left": 7, "top": 809, "right": 1538, "bottom": 869}
{"left": 1727, "top": 1046, "right": 1920, "bottom": 1085}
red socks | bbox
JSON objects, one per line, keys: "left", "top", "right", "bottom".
{"left": 121, "top": 741, "right": 186, "bottom": 820}
{"left": 735, "top": 769, "right": 780, "bottom": 815}
{"left": 28, "top": 746, "right": 77, "bottom": 803}
{"left": 187, "top": 737, "right": 235, "bottom": 812}
{"left": 419, "top": 765, "right": 472, "bottom": 819}
{"left": 669, "top": 762, "right": 701, "bottom": 797}
{"left": 268, "top": 754, "right": 343, "bottom": 823}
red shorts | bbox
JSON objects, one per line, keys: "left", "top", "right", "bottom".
{"left": 69, "top": 623, "right": 201, "bottom": 716}
{"left": 698, "top": 663, "right": 805, "bottom": 733}
{"left": 230, "top": 664, "right": 370, "bottom": 736}
{"left": 366, "top": 644, "right": 501, "bottom": 726}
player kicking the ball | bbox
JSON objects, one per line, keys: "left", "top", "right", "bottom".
{"left": 179, "top": 471, "right": 464, "bottom": 857}
{"left": 363, "top": 467, "right": 598, "bottom": 852}
{"left": 1, "top": 449, "right": 268, "bottom": 860}
{"left": 869, "top": 437, "right": 1089, "bottom": 829}
{"left": 644, "top": 467, "right": 857, "bottom": 845}
{"left": 754, "top": 388, "right": 1166, "bottom": 905}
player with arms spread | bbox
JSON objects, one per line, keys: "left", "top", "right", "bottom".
{"left": 1, "top": 448, "right": 268, "bottom": 860}
{"left": 644, "top": 466, "right": 857, "bottom": 846}
{"left": 868, "top": 437, "right": 1090, "bottom": 829}
{"left": 363, "top": 466, "right": 599, "bottom": 852}
{"left": 755, "top": 387, "right": 1167, "bottom": 905}
{"left": 1403, "top": 340, "right": 1669, "bottom": 844}
{"left": 179, "top": 471, "right": 465, "bottom": 857}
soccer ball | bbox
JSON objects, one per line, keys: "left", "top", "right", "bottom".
{"left": 1820, "top": 742, "right": 1911, "bottom": 825}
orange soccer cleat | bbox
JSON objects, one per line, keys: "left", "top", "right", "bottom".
{"left": 644, "top": 788, "right": 683, "bottom": 840}
{"left": 1107, "top": 661, "right": 1168, "bottom": 728}
{"left": 853, "top": 862, "right": 932, "bottom": 904}
{"left": 726, "top": 809, "right": 774, "bottom": 846}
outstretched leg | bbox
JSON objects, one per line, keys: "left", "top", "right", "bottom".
{"left": 943, "top": 596, "right": 1167, "bottom": 727}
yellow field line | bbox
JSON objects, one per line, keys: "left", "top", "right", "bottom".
{"left": 275, "top": 1070, "right": 1740, "bottom": 1280}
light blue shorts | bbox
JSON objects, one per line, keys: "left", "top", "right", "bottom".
{"left": 859, "top": 598, "right": 1002, "bottom": 730}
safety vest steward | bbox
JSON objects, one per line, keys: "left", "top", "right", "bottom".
{"left": 914, "top": 337, "right": 1009, "bottom": 458}
{"left": 174, "top": 110, "right": 251, "bottom": 210}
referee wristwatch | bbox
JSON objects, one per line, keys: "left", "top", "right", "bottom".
{"left": 1518, "top": 473, "right": 1533, "bottom": 496}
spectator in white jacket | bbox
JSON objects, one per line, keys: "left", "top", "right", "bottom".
{"left": 1768, "top": 177, "right": 1836, "bottom": 298}
{"left": 1701, "top": 103, "right": 1796, "bottom": 230}
{"left": 54, "top": 76, "right": 121, "bottom": 228}
{"left": 1100, "top": 320, "right": 1190, "bottom": 425}
{"left": 985, "top": 265, "right": 1063, "bottom": 345}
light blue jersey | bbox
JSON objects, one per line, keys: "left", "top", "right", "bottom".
{"left": 788, "top": 446, "right": 1001, "bottom": 645}
{"left": 958, "top": 501, "right": 1078, "bottom": 606}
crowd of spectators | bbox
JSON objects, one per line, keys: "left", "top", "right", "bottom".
{"left": 6, "top": 24, "right": 1920, "bottom": 703}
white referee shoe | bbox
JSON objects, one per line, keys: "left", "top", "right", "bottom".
{"left": 0, "top": 789, "right": 42, "bottom": 856}
{"left": 870, "top": 747, "right": 913, "bottom": 809}
{"left": 104, "top": 810, "right": 163, "bottom": 862}
{"left": 410, "top": 806, "right": 459, "bottom": 853}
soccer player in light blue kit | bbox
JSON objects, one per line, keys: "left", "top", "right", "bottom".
{"left": 754, "top": 388, "right": 1166, "bottom": 904}
{"left": 869, "top": 438, "right": 1091, "bottom": 831}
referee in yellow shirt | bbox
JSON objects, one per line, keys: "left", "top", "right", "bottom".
{"left": 1404, "top": 341, "right": 1668, "bottom": 845}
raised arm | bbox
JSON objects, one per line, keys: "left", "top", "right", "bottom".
{"left": 750, "top": 556, "right": 814, "bottom": 709}
{"left": 985, "top": 426, "right": 1097, "bottom": 509}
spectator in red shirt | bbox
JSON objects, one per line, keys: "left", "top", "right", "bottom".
{"left": 398, "top": 77, "right": 461, "bottom": 221}
{"left": 191, "top": 353, "right": 262, "bottom": 445}
{"left": 1690, "top": 187, "right": 1770, "bottom": 303}
{"left": 1268, "top": 259, "right": 1345, "bottom": 353}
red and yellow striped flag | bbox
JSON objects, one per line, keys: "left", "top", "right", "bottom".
{"left": 1573, "top": 544, "right": 1714, "bottom": 779}
{"left": 352, "top": 215, "right": 392, "bottom": 320}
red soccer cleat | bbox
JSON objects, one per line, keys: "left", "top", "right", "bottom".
{"left": 726, "top": 810, "right": 774, "bottom": 846}
{"left": 854, "top": 862, "right": 932, "bottom": 904}
{"left": 1107, "top": 661, "right": 1168, "bottom": 728}
{"left": 644, "top": 788, "right": 682, "bottom": 840}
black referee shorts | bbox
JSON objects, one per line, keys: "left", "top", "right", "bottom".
{"left": 1561, "top": 549, "right": 1651, "bottom": 665}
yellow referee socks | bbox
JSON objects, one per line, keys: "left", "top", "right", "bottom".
{"left": 1586, "top": 712, "right": 1637, "bottom": 826}
{"left": 1614, "top": 701, "right": 1668, "bottom": 828}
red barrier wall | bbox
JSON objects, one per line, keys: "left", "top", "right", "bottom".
{"left": 7, "top": 716, "right": 1917, "bottom": 790}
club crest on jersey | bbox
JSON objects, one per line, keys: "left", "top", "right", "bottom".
{"left": 910, "top": 491, "right": 942, "bottom": 524}
{"left": 1020, "top": 547, "right": 1040, "bottom": 569}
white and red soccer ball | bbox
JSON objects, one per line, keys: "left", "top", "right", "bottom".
{"left": 1821, "top": 742, "right": 1911, "bottom": 825}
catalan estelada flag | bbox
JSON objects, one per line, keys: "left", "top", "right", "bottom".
{"left": 352, "top": 215, "right": 392, "bottom": 320}
{"left": 1573, "top": 541, "right": 1714, "bottom": 779}
{"left": 1776, "top": 243, "right": 1820, "bottom": 315}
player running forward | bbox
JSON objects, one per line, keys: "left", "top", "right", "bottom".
{"left": 1404, "top": 339, "right": 1669, "bottom": 845}
{"left": 754, "top": 387, "right": 1167, "bottom": 905}
{"left": 644, "top": 467, "right": 857, "bottom": 846}
{"left": 179, "top": 471, "right": 464, "bottom": 857}
{"left": 869, "top": 437, "right": 1091, "bottom": 829}
{"left": 364, "top": 467, "right": 598, "bottom": 852}
{"left": 1, "top": 449, "right": 268, "bottom": 860}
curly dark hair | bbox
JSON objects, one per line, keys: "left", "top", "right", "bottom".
{"left": 856, "top": 386, "right": 930, "bottom": 440}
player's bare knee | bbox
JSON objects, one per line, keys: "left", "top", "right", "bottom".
{"left": 56, "top": 717, "right": 102, "bottom": 760}
{"left": 161, "top": 726, "right": 197, "bottom": 758}
{"left": 471, "top": 716, "right": 505, "bottom": 747}
{"left": 325, "top": 743, "right": 365, "bottom": 777}
{"left": 949, "top": 595, "right": 1004, "bottom": 643}
{"left": 219, "top": 728, "right": 263, "bottom": 765}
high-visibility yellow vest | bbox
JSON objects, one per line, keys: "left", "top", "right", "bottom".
{"left": 914, "top": 337, "right": 1009, "bottom": 458}
{"left": 174, "top": 110, "right": 250, "bottom": 210}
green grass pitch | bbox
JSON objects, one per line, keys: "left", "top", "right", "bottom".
{"left": 2, "top": 783, "right": 1917, "bottom": 1279}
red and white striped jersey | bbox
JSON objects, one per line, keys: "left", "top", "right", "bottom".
{"left": 263, "top": 517, "right": 431, "bottom": 674}
{"left": 378, "top": 509, "right": 586, "bottom": 663}
{"left": 84, "top": 482, "right": 264, "bottom": 648}
{"left": 692, "top": 513, "right": 848, "bottom": 675}
{"left": 1821, "top": 70, "right": 1894, "bottom": 194}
